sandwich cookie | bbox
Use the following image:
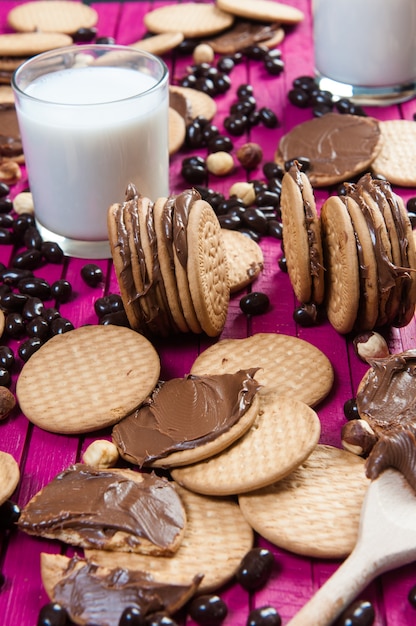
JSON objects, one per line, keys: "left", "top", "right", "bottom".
{"left": 280, "top": 161, "right": 325, "bottom": 306}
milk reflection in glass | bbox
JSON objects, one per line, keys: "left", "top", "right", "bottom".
{"left": 12, "top": 46, "right": 169, "bottom": 258}
{"left": 313, "top": 0, "right": 416, "bottom": 97}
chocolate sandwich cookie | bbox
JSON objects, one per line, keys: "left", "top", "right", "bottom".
{"left": 276, "top": 113, "right": 382, "bottom": 187}
{"left": 19, "top": 465, "right": 186, "bottom": 555}
{"left": 280, "top": 161, "right": 324, "bottom": 306}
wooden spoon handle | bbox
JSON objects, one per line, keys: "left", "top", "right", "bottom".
{"left": 286, "top": 545, "right": 374, "bottom": 626}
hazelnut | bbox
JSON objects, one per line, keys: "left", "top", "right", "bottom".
{"left": 193, "top": 43, "right": 214, "bottom": 65}
{"left": 206, "top": 151, "right": 234, "bottom": 176}
{"left": 0, "top": 387, "right": 16, "bottom": 421}
{"left": 82, "top": 439, "right": 119, "bottom": 469}
{"left": 353, "top": 331, "right": 390, "bottom": 362}
{"left": 229, "top": 181, "right": 256, "bottom": 206}
{"left": 13, "top": 191, "right": 34, "bottom": 216}
{"left": 341, "top": 419, "right": 377, "bottom": 457}
{"left": 0, "top": 160, "right": 21, "bottom": 183}
{"left": 236, "top": 142, "right": 263, "bottom": 170}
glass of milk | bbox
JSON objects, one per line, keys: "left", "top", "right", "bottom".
{"left": 12, "top": 45, "right": 169, "bottom": 258}
{"left": 312, "top": 0, "right": 416, "bottom": 105}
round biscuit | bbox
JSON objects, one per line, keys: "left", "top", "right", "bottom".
{"left": 221, "top": 229, "right": 264, "bottom": 293}
{"left": 276, "top": 114, "right": 382, "bottom": 187}
{"left": 0, "top": 450, "right": 20, "bottom": 505}
{"left": 207, "top": 21, "right": 285, "bottom": 55}
{"left": 190, "top": 333, "right": 333, "bottom": 407}
{"left": 171, "top": 394, "right": 321, "bottom": 496}
{"left": 169, "top": 85, "right": 216, "bottom": 121}
{"left": 144, "top": 3, "right": 234, "bottom": 38}
{"left": 0, "top": 32, "right": 73, "bottom": 56}
{"left": 8, "top": 1, "right": 98, "bottom": 34}
{"left": 216, "top": 0, "right": 304, "bottom": 24}
{"left": 321, "top": 195, "right": 360, "bottom": 334}
{"left": 371, "top": 120, "right": 416, "bottom": 186}
{"left": 85, "top": 485, "right": 254, "bottom": 593}
{"left": 187, "top": 200, "right": 230, "bottom": 336}
{"left": 16, "top": 325, "right": 160, "bottom": 434}
{"left": 238, "top": 444, "right": 369, "bottom": 559}
{"left": 130, "top": 32, "right": 184, "bottom": 56}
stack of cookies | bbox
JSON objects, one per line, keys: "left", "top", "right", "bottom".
{"left": 107, "top": 184, "right": 230, "bottom": 337}
{"left": 281, "top": 162, "right": 416, "bottom": 334}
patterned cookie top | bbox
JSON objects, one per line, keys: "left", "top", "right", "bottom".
{"left": 221, "top": 229, "right": 264, "bottom": 293}
{"left": 0, "top": 32, "right": 73, "bottom": 56}
{"left": 371, "top": 120, "right": 416, "bottom": 186}
{"left": 85, "top": 485, "right": 254, "bottom": 593}
{"left": 216, "top": 0, "right": 304, "bottom": 24}
{"left": 171, "top": 394, "right": 321, "bottom": 496}
{"left": 239, "top": 444, "right": 369, "bottom": 559}
{"left": 144, "top": 3, "right": 234, "bottom": 38}
{"left": 190, "top": 332, "right": 334, "bottom": 407}
{"left": 16, "top": 326, "right": 160, "bottom": 434}
{"left": 8, "top": 1, "right": 98, "bottom": 34}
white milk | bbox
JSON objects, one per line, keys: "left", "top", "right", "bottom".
{"left": 16, "top": 65, "right": 169, "bottom": 243}
{"left": 313, "top": 0, "right": 416, "bottom": 87}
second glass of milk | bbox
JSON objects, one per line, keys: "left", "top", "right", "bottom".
{"left": 313, "top": 0, "right": 416, "bottom": 105}
{"left": 12, "top": 45, "right": 169, "bottom": 258}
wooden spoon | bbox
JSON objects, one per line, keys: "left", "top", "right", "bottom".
{"left": 287, "top": 469, "right": 416, "bottom": 625}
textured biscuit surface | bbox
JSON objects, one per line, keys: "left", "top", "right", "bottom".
{"left": 216, "top": 0, "right": 304, "bottom": 23}
{"left": 320, "top": 196, "right": 360, "bottom": 334}
{"left": 8, "top": 1, "right": 98, "bottom": 34}
{"left": 190, "top": 333, "right": 333, "bottom": 407}
{"left": 0, "top": 32, "right": 73, "bottom": 56}
{"left": 0, "top": 451, "right": 20, "bottom": 505}
{"left": 371, "top": 120, "right": 416, "bottom": 186}
{"left": 86, "top": 485, "right": 254, "bottom": 593}
{"left": 16, "top": 326, "right": 160, "bottom": 434}
{"left": 171, "top": 394, "right": 321, "bottom": 496}
{"left": 221, "top": 229, "right": 264, "bottom": 293}
{"left": 144, "top": 3, "right": 234, "bottom": 38}
{"left": 239, "top": 444, "right": 369, "bottom": 559}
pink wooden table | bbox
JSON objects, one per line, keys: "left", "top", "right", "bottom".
{"left": 1, "top": 1, "right": 416, "bottom": 624}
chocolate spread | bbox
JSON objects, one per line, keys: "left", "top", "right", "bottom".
{"left": 207, "top": 20, "right": 281, "bottom": 54}
{"left": 279, "top": 113, "right": 380, "bottom": 179}
{"left": 0, "top": 103, "right": 22, "bottom": 157}
{"left": 356, "top": 350, "right": 416, "bottom": 492}
{"left": 112, "top": 369, "right": 260, "bottom": 466}
{"left": 53, "top": 556, "right": 202, "bottom": 626}
{"left": 18, "top": 465, "right": 185, "bottom": 549}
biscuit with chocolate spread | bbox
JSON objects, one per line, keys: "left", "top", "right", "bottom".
{"left": 356, "top": 350, "right": 416, "bottom": 493}
{"left": 19, "top": 465, "right": 186, "bottom": 555}
{"left": 0, "top": 450, "right": 19, "bottom": 505}
{"left": 238, "top": 444, "right": 369, "bottom": 559}
{"left": 144, "top": 3, "right": 234, "bottom": 38}
{"left": 190, "top": 332, "right": 334, "bottom": 407}
{"left": 207, "top": 20, "right": 285, "bottom": 54}
{"left": 112, "top": 370, "right": 261, "bottom": 468}
{"left": 16, "top": 325, "right": 160, "bottom": 434}
{"left": 280, "top": 162, "right": 324, "bottom": 306}
{"left": 41, "top": 552, "right": 201, "bottom": 626}
{"left": 85, "top": 485, "right": 254, "bottom": 593}
{"left": 171, "top": 393, "right": 321, "bottom": 496}
{"left": 276, "top": 113, "right": 382, "bottom": 187}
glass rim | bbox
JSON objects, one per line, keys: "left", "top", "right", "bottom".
{"left": 11, "top": 43, "right": 169, "bottom": 107}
